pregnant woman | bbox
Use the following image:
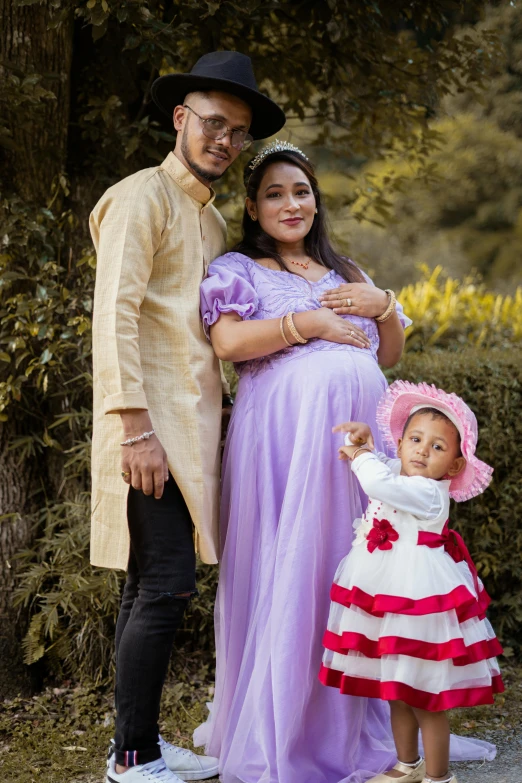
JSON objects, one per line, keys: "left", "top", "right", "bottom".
{"left": 196, "top": 142, "right": 494, "bottom": 783}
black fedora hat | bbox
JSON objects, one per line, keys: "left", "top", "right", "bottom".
{"left": 151, "top": 51, "right": 285, "bottom": 141}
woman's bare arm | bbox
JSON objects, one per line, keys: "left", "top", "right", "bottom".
{"left": 209, "top": 308, "right": 372, "bottom": 363}
{"left": 375, "top": 311, "right": 405, "bottom": 368}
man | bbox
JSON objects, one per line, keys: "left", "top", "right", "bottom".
{"left": 90, "top": 51, "right": 285, "bottom": 783}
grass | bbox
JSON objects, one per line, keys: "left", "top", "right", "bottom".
{"left": 0, "top": 657, "right": 520, "bottom": 783}
{"left": 0, "top": 651, "right": 216, "bottom": 783}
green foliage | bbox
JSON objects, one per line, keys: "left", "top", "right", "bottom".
{"left": 386, "top": 346, "right": 522, "bottom": 656}
{"left": 399, "top": 265, "right": 522, "bottom": 350}
{"left": 337, "top": 113, "right": 522, "bottom": 290}
{"left": 443, "top": 0, "right": 522, "bottom": 139}
{"left": 0, "top": 194, "right": 94, "bottom": 430}
{"left": 327, "top": 1, "right": 522, "bottom": 291}
{"left": 14, "top": 494, "right": 121, "bottom": 683}
{"left": 13, "top": 486, "right": 219, "bottom": 683}
{"left": 62, "top": 0, "right": 500, "bottom": 164}
{"left": 2, "top": 1, "right": 501, "bottom": 204}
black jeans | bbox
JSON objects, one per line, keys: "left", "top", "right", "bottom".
{"left": 113, "top": 474, "right": 197, "bottom": 767}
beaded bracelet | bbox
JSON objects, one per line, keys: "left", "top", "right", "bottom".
{"left": 375, "top": 289, "right": 397, "bottom": 323}
{"left": 279, "top": 314, "right": 293, "bottom": 347}
{"left": 285, "top": 312, "right": 308, "bottom": 344}
{"left": 120, "top": 429, "right": 155, "bottom": 447}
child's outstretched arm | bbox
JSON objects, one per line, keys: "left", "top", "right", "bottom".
{"left": 349, "top": 451, "right": 447, "bottom": 520}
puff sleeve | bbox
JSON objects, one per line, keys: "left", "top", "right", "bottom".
{"left": 200, "top": 253, "right": 258, "bottom": 339}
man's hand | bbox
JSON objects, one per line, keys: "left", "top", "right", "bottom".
{"left": 332, "top": 421, "right": 375, "bottom": 450}
{"left": 120, "top": 410, "right": 169, "bottom": 499}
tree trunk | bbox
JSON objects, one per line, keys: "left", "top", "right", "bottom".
{"left": 0, "top": 0, "right": 73, "bottom": 202}
{"left": 0, "top": 419, "right": 39, "bottom": 697}
{"left": 0, "top": 0, "right": 74, "bottom": 695}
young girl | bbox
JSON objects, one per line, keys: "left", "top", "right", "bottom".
{"left": 319, "top": 381, "right": 504, "bottom": 783}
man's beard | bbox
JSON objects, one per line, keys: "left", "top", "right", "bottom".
{"left": 181, "top": 126, "right": 228, "bottom": 183}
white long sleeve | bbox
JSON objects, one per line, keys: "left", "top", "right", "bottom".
{"left": 351, "top": 451, "right": 447, "bottom": 521}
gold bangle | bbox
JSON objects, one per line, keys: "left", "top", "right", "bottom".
{"left": 351, "top": 446, "right": 371, "bottom": 461}
{"left": 285, "top": 312, "right": 308, "bottom": 345}
{"left": 375, "top": 289, "right": 397, "bottom": 322}
{"left": 279, "top": 314, "right": 293, "bottom": 347}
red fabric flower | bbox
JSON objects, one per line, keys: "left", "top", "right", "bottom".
{"left": 366, "top": 518, "right": 399, "bottom": 553}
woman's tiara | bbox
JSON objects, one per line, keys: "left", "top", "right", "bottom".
{"left": 248, "top": 139, "right": 309, "bottom": 171}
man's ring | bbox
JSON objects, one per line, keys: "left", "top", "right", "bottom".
{"left": 344, "top": 298, "right": 352, "bottom": 308}
{"left": 121, "top": 471, "right": 130, "bottom": 478}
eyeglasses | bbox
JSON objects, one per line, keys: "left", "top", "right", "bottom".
{"left": 184, "top": 105, "right": 253, "bottom": 151}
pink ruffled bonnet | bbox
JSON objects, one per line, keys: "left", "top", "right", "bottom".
{"left": 376, "top": 380, "right": 493, "bottom": 502}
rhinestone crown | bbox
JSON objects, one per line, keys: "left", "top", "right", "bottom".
{"left": 248, "top": 139, "right": 309, "bottom": 171}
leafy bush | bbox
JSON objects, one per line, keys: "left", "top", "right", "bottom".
{"left": 400, "top": 265, "right": 522, "bottom": 351}
{"left": 339, "top": 114, "right": 522, "bottom": 291}
{"left": 14, "top": 493, "right": 217, "bottom": 684}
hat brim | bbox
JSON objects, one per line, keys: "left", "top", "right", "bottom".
{"left": 151, "top": 74, "right": 286, "bottom": 140}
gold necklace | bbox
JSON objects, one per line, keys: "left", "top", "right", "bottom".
{"left": 281, "top": 254, "right": 311, "bottom": 270}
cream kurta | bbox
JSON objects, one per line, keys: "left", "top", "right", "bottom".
{"left": 90, "top": 152, "right": 227, "bottom": 569}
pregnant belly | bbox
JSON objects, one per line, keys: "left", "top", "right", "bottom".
{"left": 235, "top": 343, "right": 387, "bottom": 417}
{"left": 229, "top": 346, "right": 389, "bottom": 461}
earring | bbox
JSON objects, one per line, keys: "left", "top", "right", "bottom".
{"left": 314, "top": 208, "right": 318, "bottom": 214}
{"left": 250, "top": 214, "right": 257, "bottom": 221}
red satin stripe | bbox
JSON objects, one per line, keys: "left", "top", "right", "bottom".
{"left": 323, "top": 629, "right": 503, "bottom": 665}
{"left": 319, "top": 664, "right": 505, "bottom": 711}
{"left": 330, "top": 582, "right": 490, "bottom": 621}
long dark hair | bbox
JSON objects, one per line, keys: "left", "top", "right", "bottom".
{"left": 232, "top": 150, "right": 365, "bottom": 283}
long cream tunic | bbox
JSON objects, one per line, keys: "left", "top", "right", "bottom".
{"left": 90, "top": 152, "right": 227, "bottom": 570}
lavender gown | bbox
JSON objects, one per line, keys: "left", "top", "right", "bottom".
{"left": 195, "top": 252, "right": 496, "bottom": 783}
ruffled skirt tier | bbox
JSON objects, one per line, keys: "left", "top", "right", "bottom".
{"left": 321, "top": 539, "right": 504, "bottom": 711}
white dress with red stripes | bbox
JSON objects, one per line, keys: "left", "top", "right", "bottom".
{"left": 319, "top": 451, "right": 504, "bottom": 711}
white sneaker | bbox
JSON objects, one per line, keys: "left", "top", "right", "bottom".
{"left": 106, "top": 755, "right": 184, "bottom": 782}
{"left": 159, "top": 735, "right": 219, "bottom": 781}
{"left": 107, "top": 738, "right": 219, "bottom": 781}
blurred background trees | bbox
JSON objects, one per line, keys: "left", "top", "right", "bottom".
{"left": 0, "top": 0, "right": 520, "bottom": 693}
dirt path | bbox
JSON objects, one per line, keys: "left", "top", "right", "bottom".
{"left": 454, "top": 728, "right": 522, "bottom": 783}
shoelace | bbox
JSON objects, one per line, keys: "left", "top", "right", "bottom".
{"left": 142, "top": 760, "right": 178, "bottom": 781}
{"left": 158, "top": 737, "right": 192, "bottom": 758}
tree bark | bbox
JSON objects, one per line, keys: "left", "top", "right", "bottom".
{"left": 0, "top": 0, "right": 73, "bottom": 202}
{"left": 0, "top": 0, "right": 74, "bottom": 695}
{"left": 0, "top": 419, "right": 39, "bottom": 697}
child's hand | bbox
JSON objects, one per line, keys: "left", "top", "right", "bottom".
{"left": 332, "top": 421, "right": 375, "bottom": 450}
